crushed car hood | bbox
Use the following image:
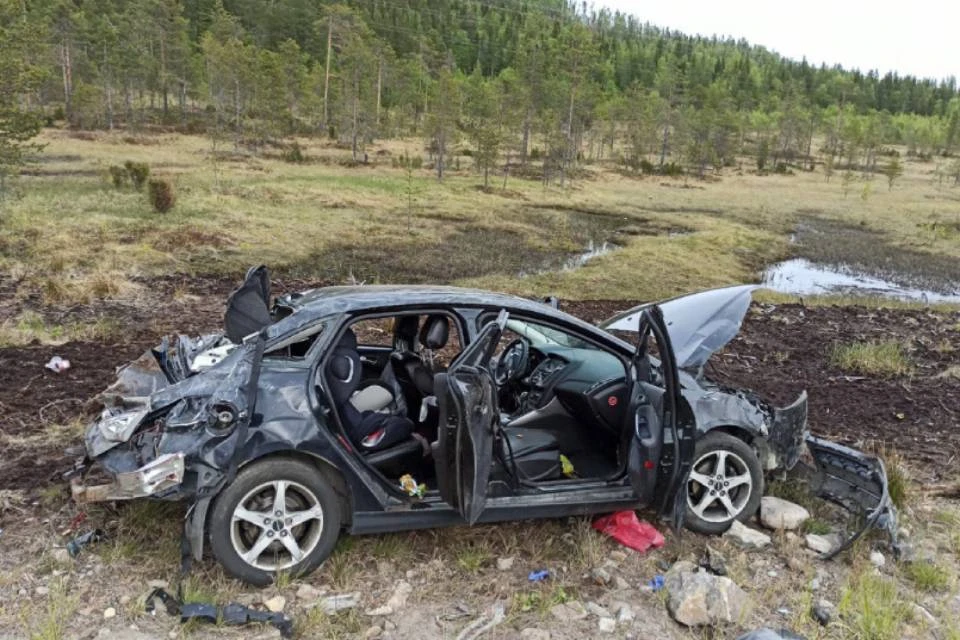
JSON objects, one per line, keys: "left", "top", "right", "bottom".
{"left": 600, "top": 285, "right": 758, "bottom": 369}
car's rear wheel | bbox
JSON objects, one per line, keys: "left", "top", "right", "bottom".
{"left": 209, "top": 458, "right": 342, "bottom": 586}
{"left": 684, "top": 432, "right": 763, "bottom": 535}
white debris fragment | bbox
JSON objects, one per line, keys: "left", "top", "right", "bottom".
{"left": 45, "top": 356, "right": 71, "bottom": 373}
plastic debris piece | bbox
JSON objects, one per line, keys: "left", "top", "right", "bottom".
{"left": 454, "top": 601, "right": 505, "bottom": 640}
{"left": 45, "top": 356, "right": 71, "bottom": 373}
{"left": 592, "top": 511, "right": 665, "bottom": 552}
{"left": 648, "top": 575, "right": 665, "bottom": 591}
{"left": 736, "top": 629, "right": 806, "bottom": 640}
{"left": 399, "top": 473, "right": 426, "bottom": 498}
{"left": 145, "top": 588, "right": 293, "bottom": 638}
{"left": 528, "top": 570, "right": 550, "bottom": 582}
{"left": 559, "top": 454, "right": 575, "bottom": 477}
{"left": 66, "top": 529, "right": 104, "bottom": 557}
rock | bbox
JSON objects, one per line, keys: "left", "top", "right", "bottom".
{"left": 598, "top": 617, "right": 616, "bottom": 633}
{"left": 363, "top": 625, "right": 383, "bottom": 639}
{"left": 18, "top": 588, "right": 27, "bottom": 597}
{"left": 899, "top": 526, "right": 910, "bottom": 539}
{"left": 496, "top": 557, "right": 514, "bottom": 571}
{"left": 119, "top": 595, "right": 131, "bottom": 606}
{"left": 811, "top": 598, "right": 835, "bottom": 626}
{"left": 665, "top": 566, "right": 749, "bottom": 627}
{"left": 725, "top": 520, "right": 772, "bottom": 549}
{"left": 785, "top": 532, "right": 799, "bottom": 544}
{"left": 386, "top": 581, "right": 412, "bottom": 610}
{"left": 35, "top": 586, "right": 50, "bottom": 596}
{"left": 616, "top": 603, "right": 634, "bottom": 623}
{"left": 786, "top": 556, "right": 806, "bottom": 572}
{"left": 590, "top": 567, "right": 612, "bottom": 585}
{"left": 766, "top": 570, "right": 778, "bottom": 578}
{"left": 760, "top": 497, "right": 810, "bottom": 531}
{"left": 296, "top": 583, "right": 323, "bottom": 601}
{"left": 549, "top": 600, "right": 588, "bottom": 621}
{"left": 263, "top": 595, "right": 286, "bottom": 613}
{"left": 702, "top": 546, "right": 728, "bottom": 576}
{"left": 366, "top": 606, "right": 393, "bottom": 617}
{"left": 383, "top": 620, "right": 396, "bottom": 630}
{"left": 147, "top": 580, "right": 168, "bottom": 589}
{"left": 870, "top": 551, "right": 886, "bottom": 568}
{"left": 103, "top": 607, "right": 116, "bottom": 619}
{"left": 586, "top": 602, "right": 612, "bottom": 618}
{"left": 51, "top": 548, "right": 72, "bottom": 563}
{"left": 520, "top": 629, "right": 551, "bottom": 640}
{"left": 912, "top": 603, "right": 938, "bottom": 627}
{"left": 805, "top": 533, "right": 841, "bottom": 555}
{"left": 614, "top": 576, "right": 631, "bottom": 590}
{"left": 609, "top": 550, "right": 628, "bottom": 563}
{"left": 321, "top": 593, "right": 360, "bottom": 613}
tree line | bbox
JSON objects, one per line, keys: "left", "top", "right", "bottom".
{"left": 3, "top": 0, "right": 960, "bottom": 188}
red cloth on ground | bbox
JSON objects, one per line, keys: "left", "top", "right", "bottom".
{"left": 592, "top": 511, "right": 665, "bottom": 552}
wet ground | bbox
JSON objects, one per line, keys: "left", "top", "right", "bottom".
{"left": 1, "top": 277, "right": 958, "bottom": 491}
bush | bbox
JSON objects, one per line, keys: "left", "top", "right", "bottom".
{"left": 661, "top": 162, "right": 684, "bottom": 177}
{"left": 108, "top": 165, "right": 128, "bottom": 189}
{"left": 529, "top": 147, "right": 542, "bottom": 160}
{"left": 148, "top": 179, "right": 175, "bottom": 213}
{"left": 282, "top": 141, "right": 306, "bottom": 164}
{"left": 639, "top": 159, "right": 655, "bottom": 174}
{"left": 124, "top": 161, "right": 150, "bottom": 190}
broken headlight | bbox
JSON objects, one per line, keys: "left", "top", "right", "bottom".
{"left": 206, "top": 402, "right": 240, "bottom": 437}
{"left": 98, "top": 409, "right": 150, "bottom": 443}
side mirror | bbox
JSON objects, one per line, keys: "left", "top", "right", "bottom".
{"left": 542, "top": 296, "right": 559, "bottom": 309}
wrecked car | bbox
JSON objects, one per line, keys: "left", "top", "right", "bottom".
{"left": 70, "top": 268, "right": 896, "bottom": 585}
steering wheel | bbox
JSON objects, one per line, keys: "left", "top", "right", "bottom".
{"left": 495, "top": 338, "right": 529, "bottom": 386}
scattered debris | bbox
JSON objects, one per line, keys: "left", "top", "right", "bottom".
{"left": 496, "top": 557, "right": 514, "bottom": 571}
{"left": 725, "top": 520, "right": 772, "bottom": 549}
{"left": 648, "top": 575, "right": 665, "bottom": 591}
{"left": 804, "top": 533, "right": 842, "bottom": 555}
{"left": 103, "top": 607, "right": 116, "bottom": 619}
{"left": 736, "top": 629, "right": 806, "bottom": 640}
{"left": 591, "top": 511, "right": 665, "bottom": 552}
{"left": 398, "top": 474, "right": 426, "bottom": 498}
{"left": 454, "top": 601, "right": 505, "bottom": 640}
{"left": 590, "top": 567, "right": 612, "bottom": 585}
{"left": 811, "top": 599, "right": 835, "bottom": 626}
{"left": 528, "top": 569, "right": 550, "bottom": 582}
{"left": 319, "top": 593, "right": 359, "bottom": 613}
{"left": 760, "top": 497, "right": 810, "bottom": 531}
{"left": 66, "top": 529, "right": 104, "bottom": 557}
{"left": 665, "top": 561, "right": 749, "bottom": 627}
{"left": 386, "top": 581, "right": 412, "bottom": 611}
{"left": 700, "top": 545, "right": 728, "bottom": 576}
{"left": 145, "top": 588, "right": 293, "bottom": 638}
{"left": 598, "top": 616, "right": 616, "bottom": 633}
{"left": 45, "top": 356, "right": 71, "bottom": 373}
{"left": 615, "top": 602, "right": 634, "bottom": 623}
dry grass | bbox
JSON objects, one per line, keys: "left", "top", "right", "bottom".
{"left": 838, "top": 570, "right": 912, "bottom": 640}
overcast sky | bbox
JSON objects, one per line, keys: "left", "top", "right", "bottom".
{"left": 596, "top": 0, "right": 958, "bottom": 82}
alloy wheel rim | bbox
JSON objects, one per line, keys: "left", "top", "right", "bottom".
{"left": 686, "top": 449, "right": 753, "bottom": 523}
{"left": 229, "top": 480, "right": 324, "bottom": 571}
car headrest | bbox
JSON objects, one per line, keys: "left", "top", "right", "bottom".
{"left": 394, "top": 315, "right": 420, "bottom": 351}
{"left": 326, "top": 347, "right": 360, "bottom": 406}
{"left": 419, "top": 315, "right": 449, "bottom": 350}
{"left": 337, "top": 328, "right": 358, "bottom": 351}
{"left": 329, "top": 353, "right": 354, "bottom": 382}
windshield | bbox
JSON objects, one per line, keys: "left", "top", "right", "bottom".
{"left": 504, "top": 318, "right": 592, "bottom": 349}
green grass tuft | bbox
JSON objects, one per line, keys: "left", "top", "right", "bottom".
{"left": 830, "top": 340, "right": 913, "bottom": 377}
{"left": 903, "top": 562, "right": 951, "bottom": 591}
{"left": 839, "top": 571, "right": 911, "bottom": 640}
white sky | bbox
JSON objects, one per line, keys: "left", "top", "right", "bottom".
{"left": 595, "top": 0, "right": 958, "bottom": 82}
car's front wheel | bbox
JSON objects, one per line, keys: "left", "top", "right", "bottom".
{"left": 684, "top": 432, "right": 763, "bottom": 535}
{"left": 208, "top": 458, "right": 342, "bottom": 586}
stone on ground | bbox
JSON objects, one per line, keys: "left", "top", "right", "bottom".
{"left": 724, "top": 520, "right": 772, "bottom": 549}
{"left": 549, "top": 600, "right": 588, "bottom": 622}
{"left": 665, "top": 563, "right": 749, "bottom": 626}
{"left": 760, "top": 496, "right": 810, "bottom": 531}
{"left": 805, "top": 533, "right": 842, "bottom": 554}
{"left": 263, "top": 595, "right": 286, "bottom": 613}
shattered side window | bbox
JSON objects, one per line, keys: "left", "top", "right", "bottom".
{"left": 263, "top": 323, "right": 326, "bottom": 360}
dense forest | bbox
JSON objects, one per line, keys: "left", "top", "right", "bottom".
{"left": 3, "top": 0, "right": 960, "bottom": 186}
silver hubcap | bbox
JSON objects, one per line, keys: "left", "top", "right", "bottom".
{"left": 230, "top": 480, "right": 324, "bottom": 571}
{"left": 686, "top": 449, "right": 753, "bottom": 523}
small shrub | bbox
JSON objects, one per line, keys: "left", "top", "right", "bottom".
{"left": 124, "top": 161, "right": 150, "bottom": 190}
{"left": 839, "top": 571, "right": 910, "bottom": 640}
{"left": 108, "top": 165, "right": 128, "bottom": 189}
{"left": 282, "top": 141, "right": 306, "bottom": 163}
{"left": 148, "top": 179, "right": 175, "bottom": 213}
{"left": 774, "top": 162, "right": 789, "bottom": 174}
{"left": 639, "top": 158, "right": 655, "bottom": 174}
{"left": 661, "top": 162, "right": 684, "bottom": 177}
{"left": 904, "top": 562, "right": 951, "bottom": 591}
{"left": 529, "top": 147, "right": 542, "bottom": 160}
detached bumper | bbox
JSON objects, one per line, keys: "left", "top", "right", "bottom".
{"left": 71, "top": 452, "right": 185, "bottom": 503}
{"left": 806, "top": 435, "right": 899, "bottom": 559}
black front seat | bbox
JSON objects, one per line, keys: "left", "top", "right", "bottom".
{"left": 327, "top": 329, "right": 420, "bottom": 467}
{"left": 410, "top": 314, "right": 450, "bottom": 395}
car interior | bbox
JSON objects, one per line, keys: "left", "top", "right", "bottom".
{"left": 323, "top": 312, "right": 632, "bottom": 496}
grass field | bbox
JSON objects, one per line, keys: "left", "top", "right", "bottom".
{"left": 2, "top": 128, "right": 958, "bottom": 312}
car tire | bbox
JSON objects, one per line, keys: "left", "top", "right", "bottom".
{"left": 683, "top": 431, "right": 763, "bottom": 535}
{"left": 208, "top": 458, "right": 342, "bottom": 586}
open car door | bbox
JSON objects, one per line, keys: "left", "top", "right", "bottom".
{"left": 625, "top": 306, "right": 695, "bottom": 529}
{"left": 433, "top": 311, "right": 506, "bottom": 524}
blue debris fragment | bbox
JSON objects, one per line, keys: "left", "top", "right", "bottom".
{"left": 528, "top": 570, "right": 550, "bottom": 582}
